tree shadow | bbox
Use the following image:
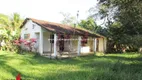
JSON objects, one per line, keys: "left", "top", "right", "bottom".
{"left": 1, "top": 52, "right": 142, "bottom": 80}
{"left": 0, "top": 55, "right": 32, "bottom": 79}
{"left": 80, "top": 55, "right": 142, "bottom": 80}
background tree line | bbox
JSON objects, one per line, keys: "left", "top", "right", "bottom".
{"left": 61, "top": 0, "right": 142, "bottom": 53}
{"left": 1, "top": 0, "right": 142, "bottom": 53}
{"left": 90, "top": 0, "right": 142, "bottom": 53}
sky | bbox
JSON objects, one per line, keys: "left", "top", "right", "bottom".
{"left": 0, "top": 0, "right": 97, "bottom": 23}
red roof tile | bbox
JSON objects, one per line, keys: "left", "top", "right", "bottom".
{"left": 20, "top": 18, "right": 104, "bottom": 38}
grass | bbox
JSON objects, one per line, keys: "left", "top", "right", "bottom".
{"left": 0, "top": 51, "right": 142, "bottom": 80}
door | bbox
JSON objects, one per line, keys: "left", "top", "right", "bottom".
{"left": 59, "top": 35, "right": 64, "bottom": 51}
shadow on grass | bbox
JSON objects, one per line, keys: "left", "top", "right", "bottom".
{"left": 80, "top": 54, "right": 142, "bottom": 80}
{"left": 0, "top": 55, "right": 31, "bottom": 79}
{"left": 16, "top": 53, "right": 142, "bottom": 67}
{"left": 0, "top": 52, "right": 142, "bottom": 80}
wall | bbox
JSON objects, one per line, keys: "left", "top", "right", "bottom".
{"left": 58, "top": 35, "right": 78, "bottom": 52}
{"left": 21, "top": 20, "right": 41, "bottom": 38}
{"left": 70, "top": 36, "right": 78, "bottom": 52}
{"left": 43, "top": 32, "right": 51, "bottom": 52}
{"left": 86, "top": 37, "right": 94, "bottom": 51}
{"left": 98, "top": 38, "right": 106, "bottom": 52}
{"left": 63, "top": 36, "right": 107, "bottom": 53}
{"left": 103, "top": 38, "right": 107, "bottom": 52}
{"left": 65, "top": 36, "right": 94, "bottom": 53}
{"left": 21, "top": 20, "right": 41, "bottom": 52}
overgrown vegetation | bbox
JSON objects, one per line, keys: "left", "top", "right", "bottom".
{"left": 0, "top": 13, "right": 23, "bottom": 52}
{"left": 0, "top": 51, "right": 142, "bottom": 80}
{"left": 89, "top": 0, "right": 142, "bottom": 53}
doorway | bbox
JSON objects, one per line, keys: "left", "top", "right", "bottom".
{"left": 59, "top": 35, "right": 64, "bottom": 51}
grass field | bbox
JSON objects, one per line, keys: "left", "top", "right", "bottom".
{"left": 0, "top": 51, "right": 142, "bottom": 80}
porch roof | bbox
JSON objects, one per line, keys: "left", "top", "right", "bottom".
{"left": 20, "top": 18, "right": 105, "bottom": 38}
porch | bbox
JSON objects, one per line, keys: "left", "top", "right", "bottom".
{"left": 39, "top": 31, "right": 100, "bottom": 59}
{"left": 42, "top": 52, "right": 94, "bottom": 59}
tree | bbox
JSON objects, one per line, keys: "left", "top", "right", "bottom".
{"left": 89, "top": 0, "right": 142, "bottom": 52}
{"left": 0, "top": 13, "right": 24, "bottom": 51}
{"left": 60, "top": 12, "right": 76, "bottom": 26}
{"left": 79, "top": 18, "right": 98, "bottom": 32}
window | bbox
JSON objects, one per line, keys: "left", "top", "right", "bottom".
{"left": 32, "top": 24, "right": 36, "bottom": 29}
{"left": 25, "top": 28, "right": 28, "bottom": 30}
{"left": 24, "top": 34, "right": 30, "bottom": 40}
{"left": 50, "top": 34, "right": 54, "bottom": 43}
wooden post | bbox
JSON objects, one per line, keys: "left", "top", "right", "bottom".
{"left": 54, "top": 34, "right": 57, "bottom": 58}
{"left": 94, "top": 38, "right": 97, "bottom": 52}
{"left": 39, "top": 28, "right": 43, "bottom": 55}
{"left": 77, "top": 36, "right": 81, "bottom": 56}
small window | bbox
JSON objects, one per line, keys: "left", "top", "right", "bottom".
{"left": 32, "top": 24, "right": 36, "bottom": 29}
{"left": 25, "top": 28, "right": 28, "bottom": 30}
{"left": 50, "top": 34, "right": 54, "bottom": 43}
{"left": 24, "top": 34, "right": 30, "bottom": 40}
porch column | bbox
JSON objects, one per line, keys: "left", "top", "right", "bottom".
{"left": 94, "top": 38, "right": 97, "bottom": 52}
{"left": 103, "top": 38, "right": 106, "bottom": 52}
{"left": 53, "top": 34, "right": 57, "bottom": 58}
{"left": 39, "top": 28, "right": 43, "bottom": 55}
{"left": 77, "top": 36, "right": 81, "bottom": 56}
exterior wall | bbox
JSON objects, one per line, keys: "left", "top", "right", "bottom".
{"left": 98, "top": 38, "right": 103, "bottom": 52}
{"left": 21, "top": 20, "right": 107, "bottom": 55}
{"left": 86, "top": 37, "right": 94, "bottom": 51}
{"left": 64, "top": 40, "right": 71, "bottom": 51}
{"left": 43, "top": 32, "right": 52, "bottom": 52}
{"left": 63, "top": 36, "right": 96, "bottom": 53}
{"left": 71, "top": 36, "right": 78, "bottom": 52}
{"left": 62, "top": 36, "right": 78, "bottom": 52}
{"left": 21, "top": 20, "right": 42, "bottom": 53}
{"left": 81, "top": 37, "right": 94, "bottom": 53}
{"left": 98, "top": 38, "right": 107, "bottom": 52}
{"left": 103, "top": 38, "right": 107, "bottom": 52}
{"left": 63, "top": 36, "right": 94, "bottom": 53}
{"left": 21, "top": 20, "right": 41, "bottom": 37}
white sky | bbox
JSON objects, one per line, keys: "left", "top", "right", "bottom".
{"left": 0, "top": 0, "right": 97, "bottom": 23}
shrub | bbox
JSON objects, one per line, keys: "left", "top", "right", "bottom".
{"left": 14, "top": 38, "right": 37, "bottom": 54}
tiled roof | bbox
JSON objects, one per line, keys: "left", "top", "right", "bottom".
{"left": 20, "top": 18, "right": 105, "bottom": 38}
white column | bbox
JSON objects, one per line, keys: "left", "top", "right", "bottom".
{"left": 94, "top": 38, "right": 97, "bottom": 52}
{"left": 54, "top": 34, "right": 57, "bottom": 58}
{"left": 77, "top": 36, "right": 81, "bottom": 56}
{"left": 39, "top": 28, "right": 43, "bottom": 55}
{"left": 103, "top": 38, "right": 106, "bottom": 52}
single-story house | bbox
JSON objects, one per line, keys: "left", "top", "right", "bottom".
{"left": 20, "top": 18, "right": 107, "bottom": 58}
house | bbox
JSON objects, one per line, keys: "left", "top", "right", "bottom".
{"left": 20, "top": 18, "right": 107, "bottom": 58}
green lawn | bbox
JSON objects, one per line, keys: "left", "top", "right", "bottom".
{"left": 0, "top": 51, "right": 142, "bottom": 80}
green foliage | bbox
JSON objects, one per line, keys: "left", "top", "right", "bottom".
{"left": 89, "top": 0, "right": 142, "bottom": 52}
{"left": 79, "top": 18, "right": 98, "bottom": 32}
{"left": 60, "top": 12, "right": 76, "bottom": 26}
{"left": 0, "top": 13, "right": 24, "bottom": 52}
{"left": 0, "top": 51, "right": 142, "bottom": 80}
{"left": 96, "top": 26, "right": 108, "bottom": 36}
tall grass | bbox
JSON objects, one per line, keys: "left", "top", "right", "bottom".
{"left": 0, "top": 51, "right": 142, "bottom": 80}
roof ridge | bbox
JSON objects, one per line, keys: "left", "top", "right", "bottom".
{"left": 21, "top": 18, "right": 105, "bottom": 38}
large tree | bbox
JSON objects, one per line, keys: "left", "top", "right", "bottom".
{"left": 90, "top": 0, "right": 142, "bottom": 52}
{"left": 79, "top": 18, "right": 98, "bottom": 32}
